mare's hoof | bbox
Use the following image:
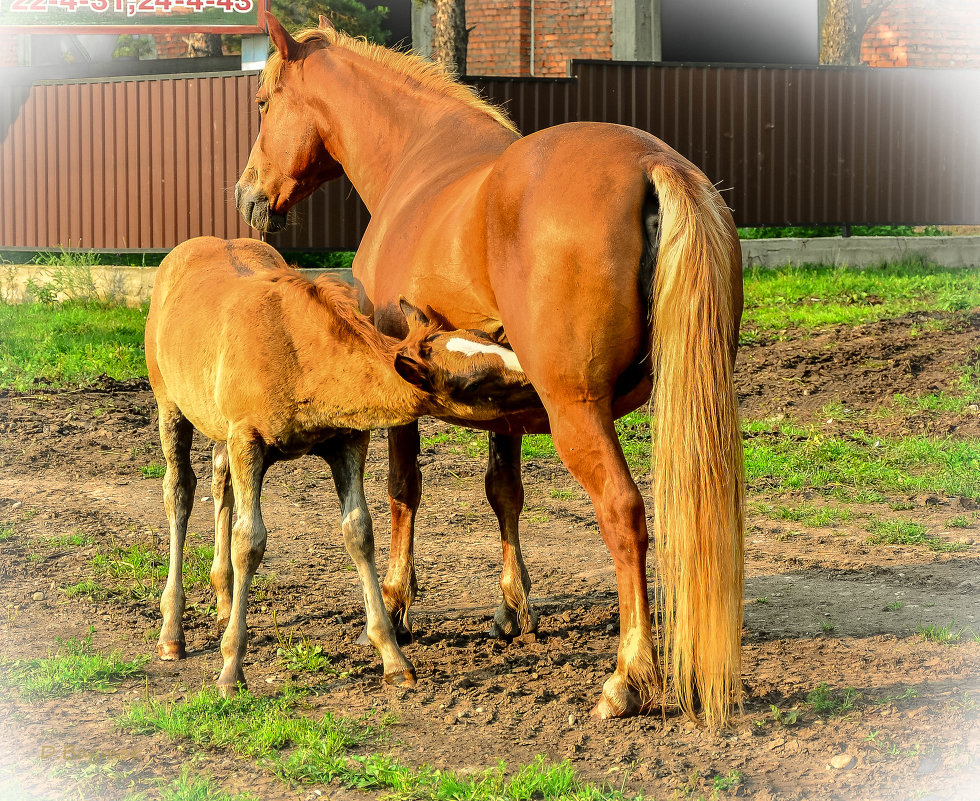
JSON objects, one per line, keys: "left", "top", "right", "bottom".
{"left": 216, "top": 678, "right": 247, "bottom": 699}
{"left": 383, "top": 669, "right": 417, "bottom": 688}
{"left": 157, "top": 641, "right": 186, "bottom": 661}
{"left": 591, "top": 676, "right": 642, "bottom": 719}
{"left": 490, "top": 602, "right": 539, "bottom": 640}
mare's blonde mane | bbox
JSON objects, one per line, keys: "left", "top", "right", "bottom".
{"left": 261, "top": 27, "right": 519, "bottom": 136}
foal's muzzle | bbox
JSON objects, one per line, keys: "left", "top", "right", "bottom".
{"left": 235, "top": 184, "right": 288, "bottom": 233}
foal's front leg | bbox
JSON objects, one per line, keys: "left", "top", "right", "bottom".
{"left": 320, "top": 434, "right": 416, "bottom": 686}
{"left": 487, "top": 432, "right": 538, "bottom": 637}
{"left": 216, "top": 433, "right": 269, "bottom": 696}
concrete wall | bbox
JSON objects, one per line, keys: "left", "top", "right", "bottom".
{"left": 2, "top": 238, "right": 977, "bottom": 307}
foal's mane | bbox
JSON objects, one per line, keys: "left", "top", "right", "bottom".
{"left": 261, "top": 27, "right": 519, "bottom": 137}
{"left": 277, "top": 271, "right": 437, "bottom": 358}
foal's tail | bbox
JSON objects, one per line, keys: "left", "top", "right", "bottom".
{"left": 645, "top": 156, "right": 745, "bottom": 728}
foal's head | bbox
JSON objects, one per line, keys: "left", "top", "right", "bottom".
{"left": 235, "top": 15, "right": 343, "bottom": 232}
{"left": 394, "top": 302, "right": 541, "bottom": 420}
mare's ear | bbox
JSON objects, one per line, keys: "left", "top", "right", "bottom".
{"left": 394, "top": 352, "right": 433, "bottom": 392}
{"left": 266, "top": 12, "right": 302, "bottom": 62}
{"left": 399, "top": 297, "right": 431, "bottom": 330}
{"left": 318, "top": 14, "right": 336, "bottom": 31}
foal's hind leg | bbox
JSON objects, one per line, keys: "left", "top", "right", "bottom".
{"left": 156, "top": 401, "right": 197, "bottom": 661}
{"left": 210, "top": 442, "right": 235, "bottom": 633}
{"left": 319, "top": 433, "right": 415, "bottom": 686}
{"left": 487, "top": 433, "right": 538, "bottom": 638}
{"left": 217, "top": 432, "right": 268, "bottom": 696}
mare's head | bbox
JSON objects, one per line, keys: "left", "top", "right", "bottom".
{"left": 235, "top": 14, "right": 343, "bottom": 233}
{"left": 394, "top": 302, "right": 541, "bottom": 420}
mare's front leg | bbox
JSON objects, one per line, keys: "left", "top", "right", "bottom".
{"left": 216, "top": 432, "right": 269, "bottom": 696}
{"left": 210, "top": 442, "right": 235, "bottom": 633}
{"left": 156, "top": 401, "right": 197, "bottom": 661}
{"left": 487, "top": 433, "right": 538, "bottom": 637}
{"left": 379, "top": 422, "right": 422, "bottom": 643}
{"left": 319, "top": 433, "right": 415, "bottom": 686}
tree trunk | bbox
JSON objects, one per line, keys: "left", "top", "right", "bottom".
{"left": 431, "top": 0, "right": 467, "bottom": 76}
{"left": 820, "top": 0, "right": 892, "bottom": 65}
{"left": 186, "top": 33, "right": 223, "bottom": 58}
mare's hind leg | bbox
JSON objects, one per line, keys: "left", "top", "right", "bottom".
{"left": 319, "top": 433, "right": 415, "bottom": 686}
{"left": 487, "top": 433, "right": 538, "bottom": 638}
{"left": 156, "top": 401, "right": 197, "bottom": 661}
{"left": 210, "top": 442, "right": 235, "bottom": 633}
{"left": 378, "top": 422, "right": 422, "bottom": 643}
{"left": 216, "top": 432, "right": 268, "bottom": 696}
{"left": 548, "top": 404, "right": 662, "bottom": 718}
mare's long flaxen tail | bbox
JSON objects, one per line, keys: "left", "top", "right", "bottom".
{"left": 645, "top": 155, "right": 745, "bottom": 728}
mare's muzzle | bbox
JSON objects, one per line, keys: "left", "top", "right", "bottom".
{"left": 235, "top": 184, "right": 288, "bottom": 233}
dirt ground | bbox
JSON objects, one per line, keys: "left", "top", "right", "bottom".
{"left": 1, "top": 311, "right": 978, "bottom": 801}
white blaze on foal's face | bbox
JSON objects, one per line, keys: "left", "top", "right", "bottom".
{"left": 445, "top": 337, "right": 524, "bottom": 374}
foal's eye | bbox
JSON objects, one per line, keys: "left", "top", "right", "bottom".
{"left": 256, "top": 98, "right": 269, "bottom": 113}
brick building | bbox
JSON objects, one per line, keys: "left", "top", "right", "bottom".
{"left": 862, "top": 0, "right": 980, "bottom": 68}
{"left": 412, "top": 0, "right": 980, "bottom": 77}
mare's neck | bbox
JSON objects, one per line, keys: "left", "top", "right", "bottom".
{"left": 306, "top": 51, "right": 517, "bottom": 212}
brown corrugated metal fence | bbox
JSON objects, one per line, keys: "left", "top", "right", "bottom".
{"left": 1, "top": 63, "right": 978, "bottom": 252}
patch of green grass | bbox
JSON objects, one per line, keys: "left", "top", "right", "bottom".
{"left": 41, "top": 529, "right": 94, "bottom": 548}
{"left": 120, "top": 769, "right": 257, "bottom": 801}
{"left": 867, "top": 518, "right": 967, "bottom": 552}
{"left": 139, "top": 462, "right": 166, "bottom": 479}
{"left": 741, "top": 260, "right": 980, "bottom": 332}
{"left": 62, "top": 579, "right": 110, "bottom": 601}
{"left": 0, "top": 300, "right": 147, "bottom": 389}
{"left": 88, "top": 541, "right": 212, "bottom": 601}
{"left": 885, "top": 601, "right": 904, "bottom": 611}
{"left": 737, "top": 225, "right": 947, "bottom": 239}
{"left": 710, "top": 770, "right": 743, "bottom": 794}
{"left": 743, "top": 421, "right": 980, "bottom": 502}
{"left": 806, "top": 683, "right": 858, "bottom": 715}
{"left": 0, "top": 523, "right": 14, "bottom": 542}
{"left": 752, "top": 501, "right": 852, "bottom": 528}
{"left": 916, "top": 621, "right": 963, "bottom": 645}
{"left": 0, "top": 631, "right": 148, "bottom": 698}
{"left": 947, "top": 514, "right": 972, "bottom": 529}
{"left": 549, "top": 488, "right": 577, "bottom": 501}
{"left": 122, "top": 688, "right": 640, "bottom": 801}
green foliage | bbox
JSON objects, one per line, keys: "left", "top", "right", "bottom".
{"left": 87, "top": 541, "right": 213, "bottom": 601}
{"left": 743, "top": 422, "right": 980, "bottom": 502}
{"left": 121, "top": 769, "right": 257, "bottom": 801}
{"left": 0, "top": 631, "right": 148, "bottom": 698}
{"left": 61, "top": 579, "right": 110, "bottom": 601}
{"left": 740, "top": 260, "right": 980, "bottom": 332}
{"left": 271, "top": 0, "right": 390, "bottom": 42}
{"left": 916, "top": 621, "right": 963, "bottom": 645}
{"left": 286, "top": 250, "right": 355, "bottom": 269}
{"left": 0, "top": 300, "right": 147, "bottom": 389}
{"left": 737, "top": 225, "right": 948, "bottom": 239}
{"left": 121, "top": 688, "right": 641, "bottom": 801}
{"left": 806, "top": 683, "right": 858, "bottom": 715}
{"left": 139, "top": 462, "right": 167, "bottom": 479}
{"left": 752, "top": 501, "right": 852, "bottom": 528}
{"left": 866, "top": 518, "right": 966, "bottom": 552}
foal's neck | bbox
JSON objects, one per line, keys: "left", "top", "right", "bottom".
{"left": 306, "top": 51, "right": 517, "bottom": 212}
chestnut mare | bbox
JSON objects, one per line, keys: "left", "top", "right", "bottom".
{"left": 146, "top": 236, "right": 536, "bottom": 694}
{"left": 235, "top": 15, "right": 745, "bottom": 725}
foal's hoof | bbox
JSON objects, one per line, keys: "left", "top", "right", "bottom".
{"left": 591, "top": 676, "right": 642, "bottom": 719}
{"left": 157, "top": 641, "right": 186, "bottom": 661}
{"left": 383, "top": 669, "right": 417, "bottom": 688}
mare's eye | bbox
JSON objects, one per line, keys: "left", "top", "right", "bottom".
{"left": 257, "top": 98, "right": 269, "bottom": 113}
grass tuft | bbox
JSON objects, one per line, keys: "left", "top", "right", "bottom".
{"left": 806, "top": 683, "right": 858, "bottom": 716}
{"left": 0, "top": 631, "right": 148, "bottom": 698}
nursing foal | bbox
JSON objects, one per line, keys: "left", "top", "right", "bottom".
{"left": 145, "top": 236, "right": 536, "bottom": 695}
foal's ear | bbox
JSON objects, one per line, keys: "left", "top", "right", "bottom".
{"left": 266, "top": 12, "right": 303, "bottom": 62}
{"left": 393, "top": 352, "right": 433, "bottom": 392}
{"left": 318, "top": 14, "right": 336, "bottom": 31}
